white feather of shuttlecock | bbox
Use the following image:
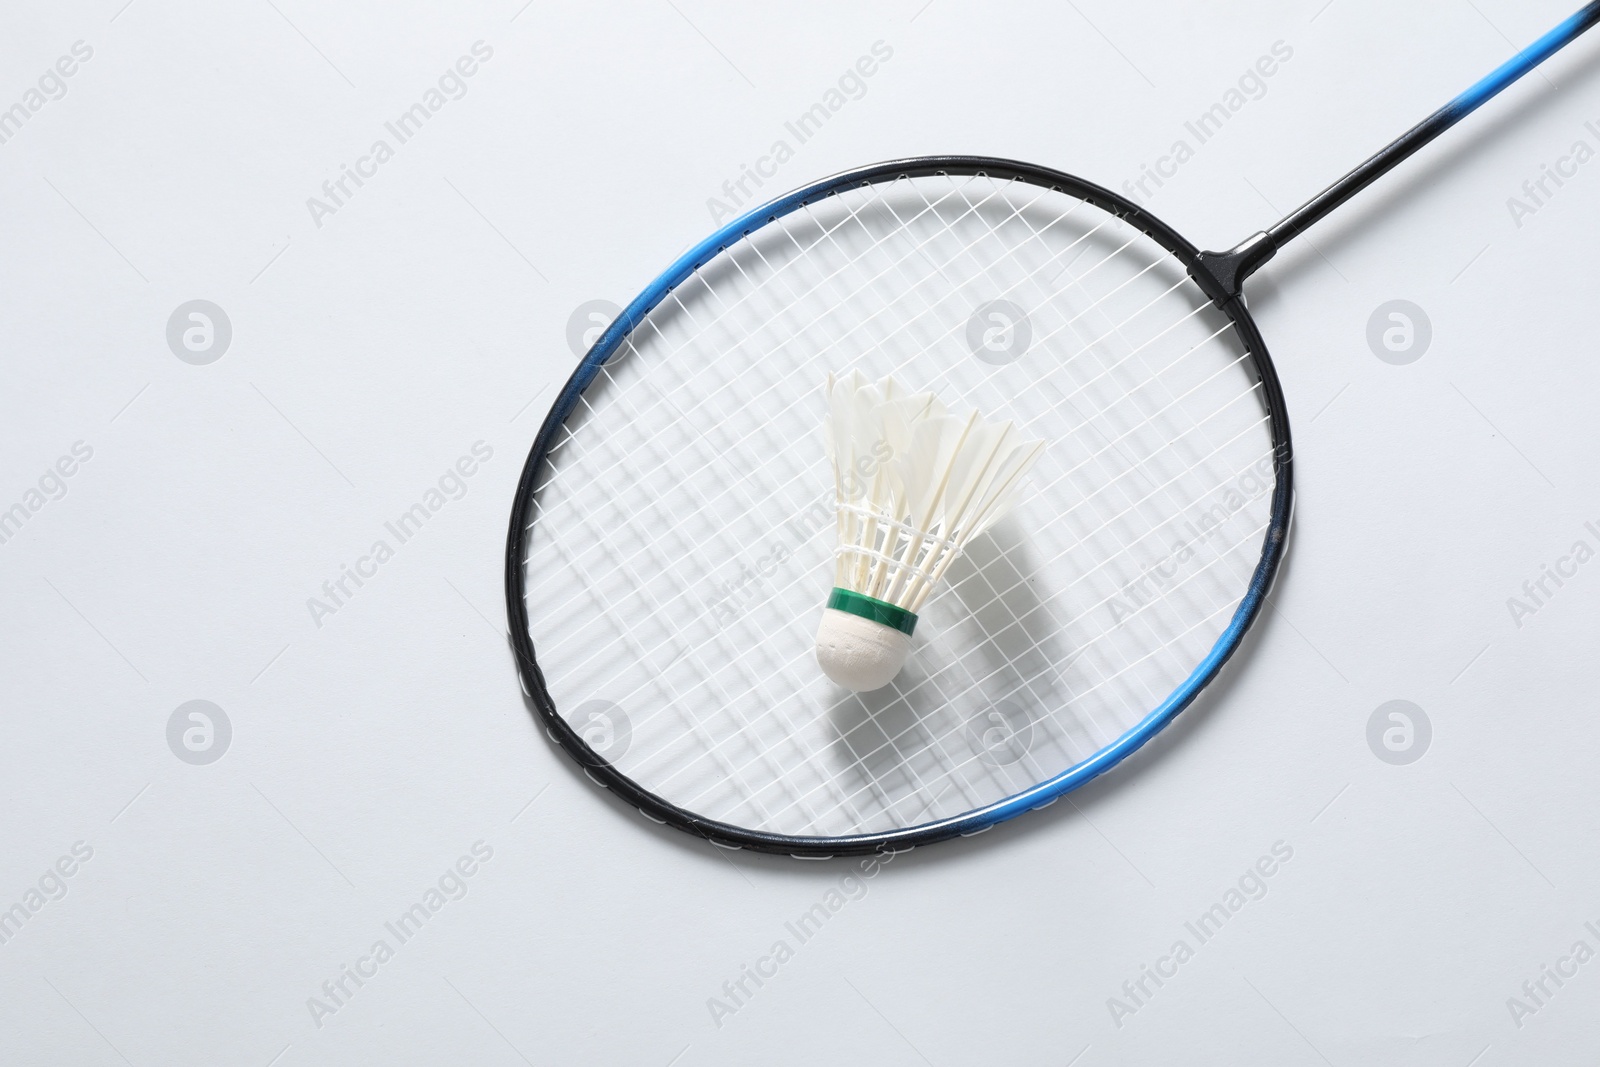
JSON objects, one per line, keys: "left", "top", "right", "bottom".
{"left": 816, "top": 370, "right": 1046, "bottom": 690}
{"left": 826, "top": 370, "right": 1046, "bottom": 611}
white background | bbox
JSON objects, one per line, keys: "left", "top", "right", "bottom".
{"left": 4, "top": 0, "right": 1600, "bottom": 1063}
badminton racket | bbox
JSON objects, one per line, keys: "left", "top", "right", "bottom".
{"left": 506, "top": 3, "right": 1600, "bottom": 856}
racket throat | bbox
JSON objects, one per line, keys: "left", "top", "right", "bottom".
{"left": 1193, "top": 231, "right": 1278, "bottom": 302}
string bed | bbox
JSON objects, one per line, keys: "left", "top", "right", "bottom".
{"left": 521, "top": 172, "right": 1275, "bottom": 840}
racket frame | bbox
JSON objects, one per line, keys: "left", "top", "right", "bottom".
{"left": 505, "top": 157, "right": 1294, "bottom": 857}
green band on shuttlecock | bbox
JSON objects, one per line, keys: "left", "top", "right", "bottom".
{"left": 827, "top": 588, "right": 918, "bottom": 636}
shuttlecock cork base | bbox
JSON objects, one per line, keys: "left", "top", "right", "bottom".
{"left": 816, "top": 371, "right": 1044, "bottom": 693}
{"left": 816, "top": 589, "right": 917, "bottom": 692}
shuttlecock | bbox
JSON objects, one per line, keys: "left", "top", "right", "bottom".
{"left": 816, "top": 371, "right": 1046, "bottom": 691}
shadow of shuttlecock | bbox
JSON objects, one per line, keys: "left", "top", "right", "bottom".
{"left": 820, "top": 518, "right": 1085, "bottom": 823}
{"left": 824, "top": 655, "right": 950, "bottom": 825}
{"left": 938, "top": 521, "right": 1089, "bottom": 768}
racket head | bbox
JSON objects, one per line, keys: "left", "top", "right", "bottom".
{"left": 506, "top": 157, "right": 1293, "bottom": 857}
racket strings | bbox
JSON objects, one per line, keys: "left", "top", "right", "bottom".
{"left": 524, "top": 174, "right": 1276, "bottom": 836}
{"left": 544, "top": 191, "right": 1267, "bottom": 796}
